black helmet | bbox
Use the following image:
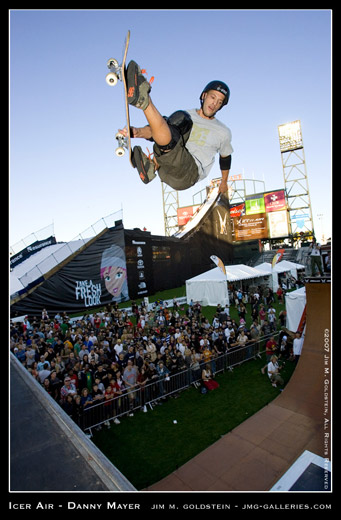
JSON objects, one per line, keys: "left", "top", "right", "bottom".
{"left": 200, "top": 80, "right": 230, "bottom": 109}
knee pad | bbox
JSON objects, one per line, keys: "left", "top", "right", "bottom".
{"left": 156, "top": 111, "right": 193, "bottom": 155}
{"left": 167, "top": 110, "right": 193, "bottom": 136}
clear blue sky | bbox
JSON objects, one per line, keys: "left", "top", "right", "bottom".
{"left": 10, "top": 9, "right": 332, "bottom": 246}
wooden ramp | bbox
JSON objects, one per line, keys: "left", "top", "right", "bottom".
{"left": 146, "top": 280, "right": 331, "bottom": 491}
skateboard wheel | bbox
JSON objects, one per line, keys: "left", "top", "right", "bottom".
{"left": 107, "top": 58, "right": 119, "bottom": 69}
{"left": 115, "top": 147, "right": 125, "bottom": 157}
{"left": 106, "top": 72, "right": 118, "bottom": 86}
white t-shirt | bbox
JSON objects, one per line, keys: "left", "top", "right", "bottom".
{"left": 267, "top": 361, "right": 278, "bottom": 378}
{"left": 293, "top": 337, "right": 304, "bottom": 356}
{"left": 310, "top": 244, "right": 321, "bottom": 256}
{"left": 186, "top": 109, "right": 233, "bottom": 181}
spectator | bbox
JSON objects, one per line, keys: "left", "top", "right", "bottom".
{"left": 25, "top": 345, "right": 36, "bottom": 369}
{"left": 49, "top": 371, "right": 62, "bottom": 400}
{"left": 37, "top": 362, "right": 51, "bottom": 384}
{"left": 72, "top": 394, "right": 83, "bottom": 428}
{"left": 156, "top": 360, "right": 170, "bottom": 398}
{"left": 250, "top": 321, "right": 261, "bottom": 343}
{"left": 261, "top": 320, "right": 272, "bottom": 337}
{"left": 123, "top": 360, "right": 138, "bottom": 416}
{"left": 309, "top": 239, "right": 323, "bottom": 276}
{"left": 267, "top": 355, "right": 284, "bottom": 388}
{"left": 104, "top": 384, "right": 115, "bottom": 428}
{"left": 60, "top": 376, "right": 77, "bottom": 404}
{"left": 267, "top": 306, "right": 276, "bottom": 332}
{"left": 261, "top": 336, "right": 277, "bottom": 374}
{"left": 80, "top": 388, "right": 94, "bottom": 410}
{"left": 278, "top": 335, "right": 289, "bottom": 360}
{"left": 236, "top": 329, "right": 248, "bottom": 347}
{"left": 62, "top": 394, "right": 74, "bottom": 416}
{"left": 201, "top": 363, "right": 219, "bottom": 391}
{"left": 137, "top": 366, "right": 149, "bottom": 412}
{"left": 259, "top": 305, "right": 266, "bottom": 327}
{"left": 43, "top": 377, "right": 53, "bottom": 396}
{"left": 293, "top": 332, "right": 304, "bottom": 364}
{"left": 278, "top": 309, "right": 287, "bottom": 327}
{"left": 37, "top": 355, "right": 49, "bottom": 371}
{"left": 29, "top": 361, "right": 39, "bottom": 380}
{"left": 79, "top": 364, "right": 93, "bottom": 392}
{"left": 276, "top": 286, "right": 284, "bottom": 304}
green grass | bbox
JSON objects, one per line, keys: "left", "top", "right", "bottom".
{"left": 92, "top": 353, "right": 296, "bottom": 490}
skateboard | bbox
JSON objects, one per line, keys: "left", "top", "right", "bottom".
{"left": 105, "top": 30, "right": 134, "bottom": 167}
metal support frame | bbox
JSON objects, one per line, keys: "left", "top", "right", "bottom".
{"left": 227, "top": 178, "right": 266, "bottom": 205}
{"left": 279, "top": 142, "right": 314, "bottom": 239}
{"left": 161, "top": 182, "right": 180, "bottom": 236}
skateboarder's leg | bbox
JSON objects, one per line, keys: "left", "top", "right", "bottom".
{"left": 143, "top": 98, "right": 172, "bottom": 148}
{"left": 126, "top": 60, "right": 172, "bottom": 149}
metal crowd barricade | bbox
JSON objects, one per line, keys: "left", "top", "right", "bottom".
{"left": 82, "top": 332, "right": 279, "bottom": 434}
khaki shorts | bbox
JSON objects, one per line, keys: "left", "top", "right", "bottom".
{"left": 153, "top": 126, "right": 199, "bottom": 191}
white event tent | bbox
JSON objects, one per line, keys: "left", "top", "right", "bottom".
{"left": 186, "top": 267, "right": 229, "bottom": 307}
{"left": 285, "top": 286, "right": 306, "bottom": 332}
{"left": 256, "top": 260, "right": 305, "bottom": 292}
{"left": 186, "top": 264, "right": 271, "bottom": 306}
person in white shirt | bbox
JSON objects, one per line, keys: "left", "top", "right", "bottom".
{"left": 114, "top": 339, "right": 123, "bottom": 358}
{"left": 293, "top": 332, "right": 304, "bottom": 364}
{"left": 267, "top": 355, "right": 284, "bottom": 387}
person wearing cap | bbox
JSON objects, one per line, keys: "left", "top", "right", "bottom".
{"left": 118, "top": 61, "right": 233, "bottom": 192}
{"left": 60, "top": 376, "right": 77, "bottom": 403}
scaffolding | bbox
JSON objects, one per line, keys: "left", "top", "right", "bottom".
{"left": 161, "top": 182, "right": 179, "bottom": 236}
{"left": 278, "top": 120, "right": 314, "bottom": 240}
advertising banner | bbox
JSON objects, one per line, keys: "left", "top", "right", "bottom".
{"left": 177, "top": 205, "right": 199, "bottom": 226}
{"left": 10, "top": 236, "right": 57, "bottom": 269}
{"left": 230, "top": 202, "right": 245, "bottom": 218}
{"left": 124, "top": 230, "right": 154, "bottom": 299}
{"left": 267, "top": 210, "right": 289, "bottom": 238}
{"left": 233, "top": 213, "right": 268, "bottom": 241}
{"left": 245, "top": 194, "right": 265, "bottom": 215}
{"left": 10, "top": 224, "right": 130, "bottom": 315}
{"left": 264, "top": 190, "right": 286, "bottom": 213}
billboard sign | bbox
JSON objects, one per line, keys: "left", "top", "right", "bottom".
{"left": 267, "top": 209, "right": 289, "bottom": 238}
{"left": 232, "top": 213, "right": 269, "bottom": 241}
{"left": 177, "top": 205, "right": 200, "bottom": 227}
{"left": 278, "top": 120, "right": 303, "bottom": 153}
{"left": 264, "top": 190, "right": 286, "bottom": 212}
{"left": 245, "top": 194, "right": 265, "bottom": 215}
{"left": 230, "top": 202, "right": 245, "bottom": 218}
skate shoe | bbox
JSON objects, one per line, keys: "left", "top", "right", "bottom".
{"left": 126, "top": 60, "right": 152, "bottom": 110}
{"left": 132, "top": 146, "right": 157, "bottom": 184}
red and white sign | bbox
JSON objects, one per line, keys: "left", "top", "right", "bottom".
{"left": 264, "top": 190, "right": 286, "bottom": 212}
{"left": 177, "top": 205, "right": 200, "bottom": 226}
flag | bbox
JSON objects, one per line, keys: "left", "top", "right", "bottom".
{"left": 210, "top": 255, "right": 226, "bottom": 275}
{"left": 272, "top": 249, "right": 285, "bottom": 268}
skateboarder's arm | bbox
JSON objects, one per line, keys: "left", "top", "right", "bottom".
{"left": 118, "top": 125, "right": 153, "bottom": 140}
{"left": 218, "top": 154, "right": 231, "bottom": 195}
{"left": 219, "top": 168, "right": 230, "bottom": 195}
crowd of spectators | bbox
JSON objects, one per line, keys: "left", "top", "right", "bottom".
{"left": 10, "top": 286, "right": 288, "bottom": 431}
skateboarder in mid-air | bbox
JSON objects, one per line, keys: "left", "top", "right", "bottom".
{"left": 118, "top": 60, "right": 233, "bottom": 193}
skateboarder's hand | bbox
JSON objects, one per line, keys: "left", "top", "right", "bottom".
{"left": 118, "top": 126, "right": 138, "bottom": 138}
{"left": 218, "top": 179, "right": 228, "bottom": 195}
{"left": 118, "top": 125, "right": 153, "bottom": 140}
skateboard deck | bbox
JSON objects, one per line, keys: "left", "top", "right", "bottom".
{"left": 105, "top": 30, "right": 134, "bottom": 167}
